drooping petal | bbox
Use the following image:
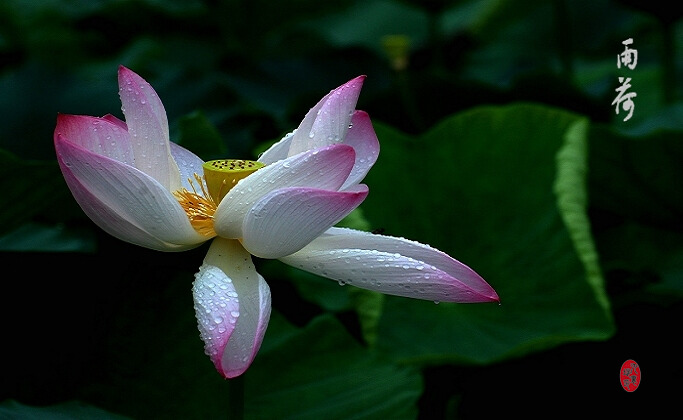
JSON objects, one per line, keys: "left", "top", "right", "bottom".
{"left": 213, "top": 144, "right": 356, "bottom": 239}
{"left": 55, "top": 134, "right": 206, "bottom": 247}
{"left": 288, "top": 76, "right": 365, "bottom": 156}
{"left": 117, "top": 66, "right": 182, "bottom": 191}
{"left": 241, "top": 185, "right": 369, "bottom": 259}
{"left": 340, "top": 111, "right": 380, "bottom": 190}
{"left": 55, "top": 114, "right": 135, "bottom": 166}
{"left": 193, "top": 238, "right": 271, "bottom": 379}
{"left": 279, "top": 227, "right": 499, "bottom": 303}
{"left": 192, "top": 264, "right": 240, "bottom": 375}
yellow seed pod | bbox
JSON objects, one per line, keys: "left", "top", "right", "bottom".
{"left": 202, "top": 159, "right": 265, "bottom": 204}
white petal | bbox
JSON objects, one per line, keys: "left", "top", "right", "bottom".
{"left": 193, "top": 264, "right": 240, "bottom": 374}
{"left": 194, "top": 238, "right": 271, "bottom": 378}
{"left": 118, "top": 66, "right": 182, "bottom": 191}
{"left": 170, "top": 141, "right": 205, "bottom": 190}
{"left": 55, "top": 134, "right": 205, "bottom": 246}
{"left": 288, "top": 76, "right": 365, "bottom": 156}
{"left": 279, "top": 227, "right": 499, "bottom": 303}
{"left": 213, "top": 144, "right": 355, "bottom": 239}
{"left": 340, "top": 111, "right": 380, "bottom": 190}
{"left": 59, "top": 167, "right": 195, "bottom": 251}
{"left": 257, "top": 131, "right": 294, "bottom": 165}
{"left": 241, "top": 185, "right": 369, "bottom": 259}
{"left": 55, "top": 114, "right": 135, "bottom": 167}
{"left": 220, "top": 272, "right": 270, "bottom": 378}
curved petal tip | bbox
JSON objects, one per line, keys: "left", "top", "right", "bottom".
{"left": 192, "top": 264, "right": 241, "bottom": 378}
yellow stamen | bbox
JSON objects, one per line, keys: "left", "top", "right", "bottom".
{"left": 202, "top": 159, "right": 265, "bottom": 204}
{"left": 173, "top": 160, "right": 265, "bottom": 237}
{"left": 173, "top": 173, "right": 217, "bottom": 237}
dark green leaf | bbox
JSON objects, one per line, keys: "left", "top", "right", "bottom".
{"left": 246, "top": 315, "right": 422, "bottom": 420}
{"left": 176, "top": 110, "right": 227, "bottom": 160}
{"left": 361, "top": 104, "right": 614, "bottom": 364}
{"left": 0, "top": 399, "right": 130, "bottom": 420}
{"left": 0, "top": 149, "right": 70, "bottom": 236}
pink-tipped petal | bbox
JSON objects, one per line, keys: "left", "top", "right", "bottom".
{"left": 193, "top": 264, "right": 240, "bottom": 375}
{"left": 221, "top": 272, "right": 270, "bottom": 378}
{"left": 194, "top": 238, "right": 272, "bottom": 378}
{"left": 55, "top": 134, "right": 206, "bottom": 247}
{"left": 280, "top": 227, "right": 499, "bottom": 303}
{"left": 117, "top": 66, "right": 181, "bottom": 190}
{"left": 340, "top": 111, "right": 380, "bottom": 190}
{"left": 57, "top": 158, "right": 192, "bottom": 251}
{"left": 288, "top": 76, "right": 366, "bottom": 156}
{"left": 55, "top": 114, "right": 134, "bottom": 166}
{"left": 241, "top": 185, "right": 369, "bottom": 259}
{"left": 101, "top": 113, "right": 127, "bottom": 129}
{"left": 214, "top": 144, "right": 356, "bottom": 239}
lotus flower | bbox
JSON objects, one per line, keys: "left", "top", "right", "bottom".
{"left": 54, "top": 66, "right": 499, "bottom": 379}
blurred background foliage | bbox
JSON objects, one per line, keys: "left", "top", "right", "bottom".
{"left": 0, "top": 0, "right": 680, "bottom": 418}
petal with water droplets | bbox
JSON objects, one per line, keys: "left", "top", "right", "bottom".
{"left": 55, "top": 133, "right": 205, "bottom": 247}
{"left": 214, "top": 143, "right": 355, "bottom": 239}
{"left": 257, "top": 131, "right": 294, "bottom": 165}
{"left": 192, "top": 264, "right": 240, "bottom": 375}
{"left": 169, "top": 141, "right": 205, "bottom": 191}
{"left": 118, "top": 66, "right": 181, "bottom": 190}
{"left": 194, "top": 238, "right": 271, "bottom": 378}
{"left": 55, "top": 114, "right": 135, "bottom": 167}
{"left": 55, "top": 157, "right": 191, "bottom": 251}
{"left": 288, "top": 76, "right": 365, "bottom": 156}
{"left": 241, "top": 185, "right": 369, "bottom": 259}
{"left": 279, "top": 227, "right": 499, "bottom": 303}
{"left": 340, "top": 111, "right": 380, "bottom": 190}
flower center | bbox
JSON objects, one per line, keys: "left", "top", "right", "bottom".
{"left": 173, "top": 159, "right": 265, "bottom": 237}
{"left": 202, "top": 159, "right": 265, "bottom": 204}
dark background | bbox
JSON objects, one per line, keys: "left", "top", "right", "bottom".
{"left": 1, "top": 0, "right": 680, "bottom": 418}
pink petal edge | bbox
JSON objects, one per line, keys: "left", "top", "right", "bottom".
{"left": 241, "top": 185, "right": 369, "bottom": 259}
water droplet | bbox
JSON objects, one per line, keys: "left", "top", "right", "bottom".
{"left": 214, "top": 316, "right": 223, "bottom": 324}
{"left": 338, "top": 280, "right": 346, "bottom": 286}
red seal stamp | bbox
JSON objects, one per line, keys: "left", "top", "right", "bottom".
{"left": 620, "top": 359, "right": 640, "bottom": 392}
